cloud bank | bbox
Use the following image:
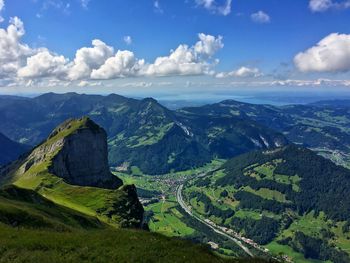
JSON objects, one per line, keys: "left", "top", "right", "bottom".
{"left": 0, "top": 17, "right": 224, "bottom": 84}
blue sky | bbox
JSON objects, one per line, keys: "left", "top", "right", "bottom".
{"left": 1, "top": 0, "right": 350, "bottom": 97}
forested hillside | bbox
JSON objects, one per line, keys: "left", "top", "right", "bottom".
{"left": 183, "top": 145, "right": 350, "bottom": 262}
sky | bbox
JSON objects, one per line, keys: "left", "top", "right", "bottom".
{"left": 1, "top": 0, "right": 350, "bottom": 99}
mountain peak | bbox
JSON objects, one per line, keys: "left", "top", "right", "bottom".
{"left": 7, "top": 117, "right": 122, "bottom": 190}
{"left": 48, "top": 117, "right": 101, "bottom": 140}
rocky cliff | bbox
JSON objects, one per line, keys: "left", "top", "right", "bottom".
{"left": 15, "top": 117, "right": 122, "bottom": 189}
{"left": 0, "top": 117, "right": 143, "bottom": 228}
{"left": 47, "top": 118, "right": 122, "bottom": 189}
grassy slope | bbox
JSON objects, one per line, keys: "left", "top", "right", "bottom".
{"left": 0, "top": 185, "right": 105, "bottom": 231}
{"left": 2, "top": 117, "right": 142, "bottom": 228}
{"left": 0, "top": 184, "right": 265, "bottom": 263}
{"left": 0, "top": 223, "right": 273, "bottom": 263}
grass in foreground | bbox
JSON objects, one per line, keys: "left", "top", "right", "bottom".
{"left": 0, "top": 223, "right": 268, "bottom": 263}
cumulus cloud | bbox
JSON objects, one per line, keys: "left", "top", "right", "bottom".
{"left": 294, "top": 33, "right": 350, "bottom": 73}
{"left": 123, "top": 35, "right": 132, "bottom": 45}
{"left": 67, "top": 39, "right": 114, "bottom": 80}
{"left": 91, "top": 33, "right": 223, "bottom": 79}
{"left": 18, "top": 50, "right": 68, "bottom": 78}
{"left": 0, "top": 17, "right": 37, "bottom": 77}
{"left": 91, "top": 50, "right": 144, "bottom": 79}
{"left": 309, "top": 0, "right": 350, "bottom": 12}
{"left": 0, "top": 16, "right": 223, "bottom": 85}
{"left": 194, "top": 33, "right": 224, "bottom": 58}
{"left": 251, "top": 11, "right": 271, "bottom": 23}
{"left": 216, "top": 67, "right": 262, "bottom": 78}
{"left": 195, "top": 0, "right": 232, "bottom": 16}
{"left": 141, "top": 33, "right": 223, "bottom": 76}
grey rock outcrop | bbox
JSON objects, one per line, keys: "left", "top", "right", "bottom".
{"left": 48, "top": 117, "right": 122, "bottom": 189}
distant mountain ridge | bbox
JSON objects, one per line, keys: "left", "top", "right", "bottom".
{"left": 0, "top": 93, "right": 287, "bottom": 174}
{"left": 180, "top": 98, "right": 350, "bottom": 168}
{"left": 310, "top": 99, "right": 350, "bottom": 108}
{"left": 0, "top": 132, "right": 30, "bottom": 166}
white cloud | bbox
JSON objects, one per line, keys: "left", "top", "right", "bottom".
{"left": 221, "top": 78, "right": 350, "bottom": 87}
{"left": 0, "top": 17, "right": 223, "bottom": 85}
{"left": 309, "top": 0, "right": 350, "bottom": 12}
{"left": 77, "top": 80, "right": 102, "bottom": 87}
{"left": 119, "top": 81, "right": 153, "bottom": 88}
{"left": 195, "top": 0, "right": 232, "bottom": 16}
{"left": 269, "top": 79, "right": 350, "bottom": 87}
{"left": 0, "top": 17, "right": 37, "bottom": 77}
{"left": 0, "top": 0, "right": 4, "bottom": 23}
{"left": 92, "top": 33, "right": 223, "bottom": 79}
{"left": 251, "top": 11, "right": 271, "bottom": 23}
{"left": 216, "top": 67, "right": 262, "bottom": 78}
{"left": 91, "top": 50, "right": 144, "bottom": 79}
{"left": 294, "top": 33, "right": 350, "bottom": 73}
{"left": 67, "top": 39, "right": 114, "bottom": 80}
{"left": 194, "top": 33, "right": 224, "bottom": 58}
{"left": 141, "top": 33, "right": 223, "bottom": 77}
{"left": 18, "top": 50, "right": 68, "bottom": 78}
{"left": 309, "top": 0, "right": 333, "bottom": 12}
{"left": 123, "top": 35, "right": 132, "bottom": 45}
{"left": 142, "top": 44, "right": 206, "bottom": 76}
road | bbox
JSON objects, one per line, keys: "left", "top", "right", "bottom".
{"left": 176, "top": 184, "right": 254, "bottom": 257}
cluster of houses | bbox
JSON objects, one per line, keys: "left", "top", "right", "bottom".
{"left": 203, "top": 218, "right": 269, "bottom": 253}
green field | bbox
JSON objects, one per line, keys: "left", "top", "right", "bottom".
{"left": 146, "top": 201, "right": 195, "bottom": 237}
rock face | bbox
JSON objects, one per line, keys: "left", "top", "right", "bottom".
{"left": 48, "top": 118, "right": 122, "bottom": 189}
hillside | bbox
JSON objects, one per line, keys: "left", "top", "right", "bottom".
{"left": 0, "top": 93, "right": 287, "bottom": 174}
{"left": 0, "top": 132, "right": 30, "bottom": 166}
{"left": 183, "top": 145, "right": 350, "bottom": 262}
{"left": 180, "top": 99, "right": 350, "bottom": 168}
{"left": 0, "top": 117, "right": 143, "bottom": 228}
{"left": 0, "top": 118, "right": 270, "bottom": 263}
{"left": 0, "top": 185, "right": 105, "bottom": 230}
{"left": 0, "top": 222, "right": 273, "bottom": 263}
{"left": 0, "top": 186, "right": 268, "bottom": 263}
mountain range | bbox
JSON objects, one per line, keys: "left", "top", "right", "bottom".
{"left": 0, "top": 93, "right": 288, "bottom": 174}
{"left": 2, "top": 93, "right": 349, "bottom": 174}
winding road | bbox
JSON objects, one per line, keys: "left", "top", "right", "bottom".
{"left": 176, "top": 184, "right": 254, "bottom": 257}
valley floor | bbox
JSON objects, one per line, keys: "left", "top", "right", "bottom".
{"left": 114, "top": 161, "right": 274, "bottom": 260}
